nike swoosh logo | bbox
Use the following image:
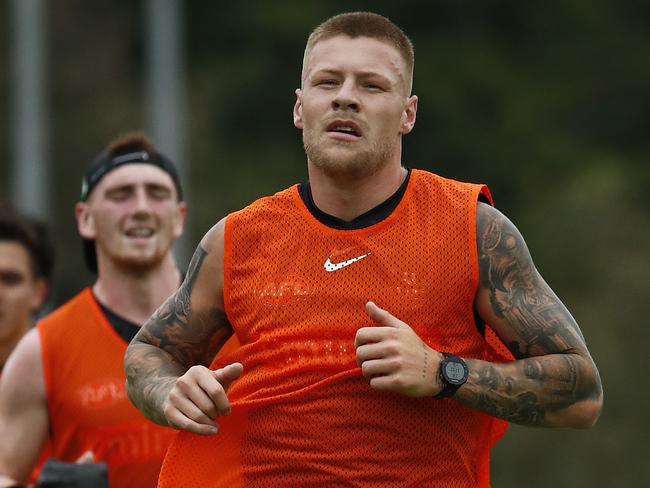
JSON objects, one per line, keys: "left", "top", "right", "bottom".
{"left": 324, "top": 253, "right": 371, "bottom": 272}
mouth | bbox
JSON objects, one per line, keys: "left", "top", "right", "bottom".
{"left": 326, "top": 120, "right": 362, "bottom": 139}
{"left": 125, "top": 227, "right": 155, "bottom": 238}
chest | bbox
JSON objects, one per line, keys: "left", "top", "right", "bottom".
{"left": 47, "top": 322, "right": 136, "bottom": 425}
{"left": 228, "top": 210, "right": 477, "bottom": 352}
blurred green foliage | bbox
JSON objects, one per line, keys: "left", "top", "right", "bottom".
{"left": 0, "top": 0, "right": 647, "bottom": 485}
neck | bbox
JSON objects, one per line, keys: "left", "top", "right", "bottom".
{"left": 307, "top": 160, "right": 407, "bottom": 221}
{"left": 0, "top": 321, "right": 30, "bottom": 368}
{"left": 92, "top": 253, "right": 181, "bottom": 326}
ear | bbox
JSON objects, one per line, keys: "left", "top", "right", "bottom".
{"left": 30, "top": 277, "right": 49, "bottom": 312}
{"left": 75, "top": 202, "right": 96, "bottom": 239}
{"left": 293, "top": 88, "right": 303, "bottom": 129}
{"left": 399, "top": 95, "right": 418, "bottom": 135}
{"left": 172, "top": 201, "right": 188, "bottom": 240}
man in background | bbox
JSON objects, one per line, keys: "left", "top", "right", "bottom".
{"left": 0, "top": 203, "right": 53, "bottom": 377}
{"left": 0, "top": 132, "right": 186, "bottom": 488}
{"left": 0, "top": 203, "right": 54, "bottom": 486}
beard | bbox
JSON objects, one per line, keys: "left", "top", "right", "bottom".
{"left": 303, "top": 128, "right": 397, "bottom": 180}
{"left": 100, "top": 239, "right": 171, "bottom": 276}
{"left": 115, "top": 252, "right": 166, "bottom": 275}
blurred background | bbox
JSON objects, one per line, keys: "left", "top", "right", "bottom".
{"left": 1, "top": 0, "right": 648, "bottom": 485}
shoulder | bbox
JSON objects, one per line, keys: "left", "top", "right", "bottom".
{"left": 185, "top": 218, "right": 228, "bottom": 299}
{"left": 6, "top": 328, "right": 43, "bottom": 368}
{"left": 412, "top": 168, "right": 484, "bottom": 188}
{"left": 411, "top": 169, "right": 492, "bottom": 208}
{"left": 201, "top": 217, "right": 227, "bottom": 252}
{"left": 475, "top": 201, "right": 536, "bottom": 288}
{"left": 476, "top": 201, "right": 525, "bottom": 245}
{"left": 0, "top": 328, "right": 46, "bottom": 403}
{"left": 229, "top": 185, "right": 299, "bottom": 224}
{"left": 177, "top": 219, "right": 227, "bottom": 289}
{"left": 37, "top": 288, "right": 95, "bottom": 333}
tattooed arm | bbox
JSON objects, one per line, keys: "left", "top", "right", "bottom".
{"left": 125, "top": 219, "right": 243, "bottom": 435}
{"left": 355, "top": 203, "right": 601, "bottom": 428}
{"left": 455, "top": 202, "right": 603, "bottom": 428}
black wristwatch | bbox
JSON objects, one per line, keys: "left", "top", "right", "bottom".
{"left": 435, "top": 352, "right": 469, "bottom": 398}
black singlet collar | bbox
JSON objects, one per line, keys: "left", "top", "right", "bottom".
{"left": 91, "top": 272, "right": 185, "bottom": 343}
{"left": 92, "top": 292, "right": 141, "bottom": 343}
{"left": 297, "top": 168, "right": 412, "bottom": 230}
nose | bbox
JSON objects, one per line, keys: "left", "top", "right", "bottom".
{"left": 132, "top": 187, "right": 153, "bottom": 216}
{"left": 332, "top": 80, "right": 359, "bottom": 112}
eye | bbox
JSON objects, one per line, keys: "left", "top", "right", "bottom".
{"left": 106, "top": 188, "right": 131, "bottom": 201}
{"left": 316, "top": 79, "right": 338, "bottom": 87}
{"left": 0, "top": 271, "right": 25, "bottom": 286}
{"left": 148, "top": 186, "right": 172, "bottom": 200}
{"left": 364, "top": 83, "right": 384, "bottom": 91}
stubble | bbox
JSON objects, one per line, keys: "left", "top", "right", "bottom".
{"left": 303, "top": 128, "right": 397, "bottom": 180}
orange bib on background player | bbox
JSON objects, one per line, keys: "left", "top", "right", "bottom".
{"left": 159, "top": 169, "right": 513, "bottom": 487}
{"left": 38, "top": 289, "right": 176, "bottom": 488}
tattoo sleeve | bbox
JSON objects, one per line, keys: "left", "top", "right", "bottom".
{"left": 456, "top": 203, "right": 603, "bottom": 427}
{"left": 124, "top": 241, "right": 232, "bottom": 425}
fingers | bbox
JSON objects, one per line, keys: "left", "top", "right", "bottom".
{"left": 356, "top": 302, "right": 407, "bottom": 352}
{"left": 358, "top": 355, "right": 413, "bottom": 393}
{"left": 365, "top": 301, "right": 405, "bottom": 328}
{"left": 359, "top": 357, "right": 399, "bottom": 379}
{"left": 164, "top": 363, "right": 244, "bottom": 436}
{"left": 355, "top": 327, "right": 384, "bottom": 348}
{"left": 356, "top": 315, "right": 406, "bottom": 350}
{"left": 75, "top": 450, "right": 95, "bottom": 464}
{"left": 357, "top": 302, "right": 440, "bottom": 397}
{"left": 368, "top": 375, "right": 400, "bottom": 392}
{"left": 0, "top": 475, "right": 21, "bottom": 487}
{"left": 164, "top": 405, "right": 219, "bottom": 436}
{"left": 213, "top": 362, "right": 244, "bottom": 391}
{"left": 355, "top": 341, "right": 390, "bottom": 366}
{"left": 209, "top": 363, "right": 244, "bottom": 415}
{"left": 357, "top": 302, "right": 411, "bottom": 347}
{"left": 177, "top": 367, "right": 225, "bottom": 416}
{"left": 168, "top": 389, "right": 219, "bottom": 427}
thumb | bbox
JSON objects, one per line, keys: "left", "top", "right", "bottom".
{"left": 213, "top": 362, "right": 244, "bottom": 391}
{"left": 75, "top": 450, "right": 95, "bottom": 464}
{"left": 365, "top": 301, "right": 405, "bottom": 328}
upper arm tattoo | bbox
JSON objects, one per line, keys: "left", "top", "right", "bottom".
{"left": 476, "top": 203, "right": 585, "bottom": 358}
{"left": 460, "top": 204, "right": 602, "bottom": 426}
{"left": 124, "top": 240, "right": 232, "bottom": 423}
{"left": 137, "top": 244, "right": 232, "bottom": 367}
{"left": 136, "top": 243, "right": 232, "bottom": 368}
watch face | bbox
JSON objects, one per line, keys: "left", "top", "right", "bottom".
{"left": 443, "top": 360, "right": 467, "bottom": 385}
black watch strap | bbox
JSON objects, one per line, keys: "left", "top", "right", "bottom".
{"left": 435, "top": 352, "right": 468, "bottom": 399}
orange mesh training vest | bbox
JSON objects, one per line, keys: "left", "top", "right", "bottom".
{"left": 159, "top": 169, "right": 512, "bottom": 488}
{"left": 38, "top": 288, "right": 176, "bottom": 487}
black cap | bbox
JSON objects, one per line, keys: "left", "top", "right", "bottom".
{"left": 81, "top": 147, "right": 183, "bottom": 274}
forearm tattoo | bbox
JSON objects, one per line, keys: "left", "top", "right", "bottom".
{"left": 125, "top": 243, "right": 232, "bottom": 424}
{"left": 457, "top": 204, "right": 602, "bottom": 426}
